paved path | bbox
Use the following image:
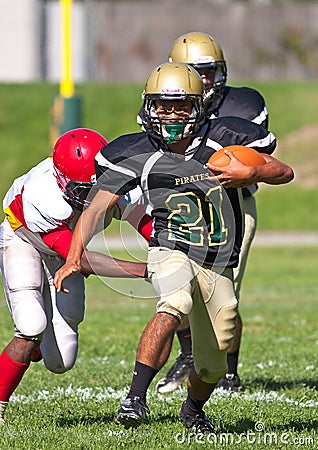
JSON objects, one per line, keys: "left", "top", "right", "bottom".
{"left": 88, "top": 231, "right": 318, "bottom": 251}
{"left": 252, "top": 231, "right": 318, "bottom": 247}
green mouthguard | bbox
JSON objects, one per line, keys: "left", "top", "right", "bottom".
{"left": 165, "top": 124, "right": 183, "bottom": 144}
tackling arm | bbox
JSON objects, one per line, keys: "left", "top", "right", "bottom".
{"left": 53, "top": 189, "right": 121, "bottom": 291}
{"left": 80, "top": 251, "right": 147, "bottom": 279}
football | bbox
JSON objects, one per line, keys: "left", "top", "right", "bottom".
{"left": 207, "top": 145, "right": 266, "bottom": 167}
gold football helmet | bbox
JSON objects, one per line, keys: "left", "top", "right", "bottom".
{"left": 168, "top": 32, "right": 227, "bottom": 103}
{"left": 142, "top": 62, "right": 205, "bottom": 144}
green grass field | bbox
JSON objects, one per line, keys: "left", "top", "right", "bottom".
{"left": 0, "top": 245, "right": 317, "bottom": 449}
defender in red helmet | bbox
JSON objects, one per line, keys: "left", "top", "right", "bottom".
{"left": 0, "top": 128, "right": 147, "bottom": 426}
{"left": 53, "top": 128, "right": 108, "bottom": 210}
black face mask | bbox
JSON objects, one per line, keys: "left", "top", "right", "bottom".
{"left": 63, "top": 180, "right": 94, "bottom": 211}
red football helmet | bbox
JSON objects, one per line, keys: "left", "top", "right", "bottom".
{"left": 53, "top": 128, "right": 108, "bottom": 210}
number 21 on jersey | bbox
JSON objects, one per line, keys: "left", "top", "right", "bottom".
{"left": 165, "top": 186, "right": 228, "bottom": 246}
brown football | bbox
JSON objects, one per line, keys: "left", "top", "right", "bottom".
{"left": 208, "top": 145, "right": 266, "bottom": 167}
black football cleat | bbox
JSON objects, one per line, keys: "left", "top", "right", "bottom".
{"left": 180, "top": 401, "right": 216, "bottom": 435}
{"left": 217, "top": 373, "right": 241, "bottom": 393}
{"left": 156, "top": 352, "right": 194, "bottom": 393}
{"left": 116, "top": 396, "right": 149, "bottom": 428}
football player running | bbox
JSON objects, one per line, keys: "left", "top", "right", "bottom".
{"left": 151, "top": 32, "right": 270, "bottom": 394}
{"left": 54, "top": 63, "right": 293, "bottom": 434}
{"left": 0, "top": 128, "right": 148, "bottom": 425}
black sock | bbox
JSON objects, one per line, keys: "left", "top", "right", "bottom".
{"left": 227, "top": 349, "right": 239, "bottom": 375}
{"left": 177, "top": 327, "right": 192, "bottom": 355}
{"left": 183, "top": 392, "right": 206, "bottom": 416}
{"left": 127, "top": 361, "right": 158, "bottom": 402}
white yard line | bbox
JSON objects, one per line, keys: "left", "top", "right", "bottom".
{"left": 10, "top": 384, "right": 318, "bottom": 408}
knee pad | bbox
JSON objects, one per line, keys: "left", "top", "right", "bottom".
{"left": 56, "top": 274, "right": 85, "bottom": 328}
{"left": 11, "top": 289, "right": 47, "bottom": 337}
{"left": 156, "top": 290, "right": 192, "bottom": 322}
{"left": 213, "top": 298, "right": 238, "bottom": 351}
{"left": 43, "top": 334, "right": 78, "bottom": 374}
{"left": 44, "top": 358, "right": 75, "bottom": 374}
{"left": 195, "top": 351, "right": 227, "bottom": 384}
{"left": 148, "top": 248, "right": 194, "bottom": 318}
{"left": 198, "top": 367, "right": 227, "bottom": 385}
{"left": 5, "top": 240, "right": 43, "bottom": 291}
{"left": 4, "top": 241, "right": 46, "bottom": 337}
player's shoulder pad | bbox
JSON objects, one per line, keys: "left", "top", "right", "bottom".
{"left": 106, "top": 131, "right": 147, "bottom": 148}
{"left": 226, "top": 85, "right": 265, "bottom": 102}
{"left": 97, "top": 131, "right": 150, "bottom": 166}
{"left": 209, "top": 115, "right": 260, "bottom": 132}
{"left": 207, "top": 115, "right": 271, "bottom": 144}
{"left": 221, "top": 85, "right": 266, "bottom": 118}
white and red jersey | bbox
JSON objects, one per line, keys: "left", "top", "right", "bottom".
{"left": 2, "top": 157, "right": 153, "bottom": 259}
{"left": 2, "top": 157, "right": 77, "bottom": 259}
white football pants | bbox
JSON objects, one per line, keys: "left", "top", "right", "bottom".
{"left": 0, "top": 219, "right": 85, "bottom": 374}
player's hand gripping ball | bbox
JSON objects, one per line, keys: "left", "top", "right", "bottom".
{"left": 208, "top": 145, "right": 266, "bottom": 167}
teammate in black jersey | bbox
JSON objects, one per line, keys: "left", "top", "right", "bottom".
{"left": 54, "top": 62, "right": 293, "bottom": 434}
{"left": 146, "top": 32, "right": 270, "bottom": 394}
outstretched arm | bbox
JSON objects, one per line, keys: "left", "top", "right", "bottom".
{"left": 80, "top": 250, "right": 147, "bottom": 279}
{"left": 207, "top": 151, "right": 294, "bottom": 188}
{"left": 54, "top": 189, "right": 120, "bottom": 291}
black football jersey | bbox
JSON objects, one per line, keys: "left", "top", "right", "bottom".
{"left": 207, "top": 85, "right": 268, "bottom": 130}
{"left": 95, "top": 118, "right": 276, "bottom": 268}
